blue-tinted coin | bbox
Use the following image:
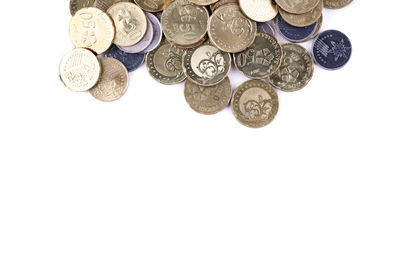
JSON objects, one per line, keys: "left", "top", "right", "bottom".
{"left": 312, "top": 30, "right": 352, "bottom": 70}
{"left": 99, "top": 45, "right": 145, "bottom": 72}
{"left": 257, "top": 21, "right": 275, "bottom": 36}
{"left": 276, "top": 14, "right": 318, "bottom": 43}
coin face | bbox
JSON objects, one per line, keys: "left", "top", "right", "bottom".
{"left": 184, "top": 77, "right": 232, "bottom": 114}
{"left": 231, "top": 80, "right": 279, "bottom": 128}
{"left": 161, "top": 0, "right": 209, "bottom": 47}
{"left": 99, "top": 44, "right": 145, "bottom": 72}
{"left": 275, "top": 0, "right": 320, "bottom": 14}
{"left": 59, "top": 48, "right": 101, "bottom": 92}
{"left": 278, "top": 0, "right": 323, "bottom": 27}
{"left": 134, "top": 0, "right": 170, "bottom": 12}
{"left": 269, "top": 43, "right": 314, "bottom": 92}
{"left": 69, "top": 7, "right": 115, "bottom": 54}
{"left": 211, "top": 0, "right": 238, "bottom": 11}
{"left": 141, "top": 12, "right": 163, "bottom": 53}
{"left": 234, "top": 31, "right": 282, "bottom": 79}
{"left": 312, "top": 30, "right": 352, "bottom": 70}
{"left": 323, "top": 0, "right": 352, "bottom": 9}
{"left": 239, "top": 0, "right": 278, "bottom": 22}
{"left": 118, "top": 16, "right": 153, "bottom": 54}
{"left": 94, "top": 0, "right": 131, "bottom": 11}
{"left": 208, "top": 4, "right": 257, "bottom": 53}
{"left": 70, "top": 0, "right": 96, "bottom": 16}
{"left": 183, "top": 43, "right": 231, "bottom": 86}
{"left": 146, "top": 39, "right": 186, "bottom": 84}
{"left": 189, "top": 0, "right": 218, "bottom": 6}
{"left": 276, "top": 14, "right": 318, "bottom": 43}
{"left": 107, "top": 2, "right": 147, "bottom": 47}
{"left": 89, "top": 57, "right": 129, "bottom": 101}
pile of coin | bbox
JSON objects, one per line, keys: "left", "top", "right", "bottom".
{"left": 60, "top": 0, "right": 353, "bottom": 127}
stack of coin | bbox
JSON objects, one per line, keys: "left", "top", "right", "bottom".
{"left": 60, "top": 0, "right": 353, "bottom": 127}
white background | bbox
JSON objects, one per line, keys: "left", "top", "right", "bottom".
{"left": 1, "top": 1, "right": 400, "bottom": 266}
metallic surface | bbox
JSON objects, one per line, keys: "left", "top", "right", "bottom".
{"left": 275, "top": 0, "right": 319, "bottom": 14}
{"left": 323, "top": 0, "right": 352, "bottom": 9}
{"left": 275, "top": 14, "right": 318, "bottom": 43}
{"left": 306, "top": 14, "right": 322, "bottom": 41}
{"left": 118, "top": 16, "right": 154, "bottom": 54}
{"left": 99, "top": 44, "right": 145, "bottom": 72}
{"left": 278, "top": 0, "right": 323, "bottom": 27}
{"left": 239, "top": 0, "right": 278, "bottom": 22}
{"left": 70, "top": 0, "right": 96, "bottom": 16}
{"left": 211, "top": 0, "right": 238, "bottom": 11}
{"left": 189, "top": 0, "right": 219, "bottom": 6}
{"left": 257, "top": 21, "right": 276, "bottom": 36}
{"left": 134, "top": 0, "right": 170, "bottom": 12}
{"left": 141, "top": 12, "right": 163, "bottom": 53}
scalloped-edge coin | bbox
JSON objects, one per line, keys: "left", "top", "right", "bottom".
{"left": 323, "top": 0, "right": 353, "bottom": 9}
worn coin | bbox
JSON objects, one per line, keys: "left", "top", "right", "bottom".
{"left": 323, "top": 0, "right": 352, "bottom": 9}
{"left": 161, "top": 0, "right": 209, "bottom": 47}
{"left": 306, "top": 14, "right": 322, "bottom": 41}
{"left": 70, "top": 0, "right": 96, "bottom": 16}
{"left": 134, "top": 0, "right": 170, "bottom": 12}
{"left": 141, "top": 12, "right": 163, "bottom": 53}
{"left": 312, "top": 30, "right": 352, "bottom": 70}
{"left": 107, "top": 2, "right": 147, "bottom": 47}
{"left": 208, "top": 4, "right": 257, "bottom": 53}
{"left": 69, "top": 7, "right": 115, "bottom": 54}
{"left": 269, "top": 43, "right": 314, "bottom": 92}
{"left": 183, "top": 42, "right": 231, "bottom": 86}
{"left": 211, "top": 0, "right": 238, "bottom": 11}
{"left": 146, "top": 39, "right": 186, "bottom": 84}
{"left": 118, "top": 16, "right": 153, "bottom": 54}
{"left": 278, "top": 0, "right": 323, "bottom": 27}
{"left": 59, "top": 48, "right": 101, "bottom": 92}
{"left": 184, "top": 77, "right": 232, "bottom": 114}
{"left": 276, "top": 14, "right": 318, "bottom": 43}
{"left": 275, "top": 0, "right": 319, "bottom": 14}
{"left": 234, "top": 31, "right": 282, "bottom": 79}
{"left": 94, "top": 0, "right": 132, "bottom": 11}
{"left": 231, "top": 80, "right": 279, "bottom": 128}
{"left": 89, "top": 57, "right": 129, "bottom": 101}
{"left": 99, "top": 44, "right": 145, "bottom": 72}
{"left": 239, "top": 0, "right": 278, "bottom": 22}
{"left": 167, "top": 36, "right": 207, "bottom": 49}
{"left": 257, "top": 21, "right": 275, "bottom": 36}
{"left": 189, "top": 0, "right": 218, "bottom": 6}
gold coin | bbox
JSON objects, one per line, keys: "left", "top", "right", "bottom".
{"left": 107, "top": 2, "right": 147, "bottom": 47}
{"left": 323, "top": 0, "right": 352, "bottom": 9}
{"left": 89, "top": 57, "right": 129, "bottom": 101}
{"left": 239, "top": 0, "right": 278, "bottom": 22}
{"left": 188, "top": 0, "right": 218, "bottom": 6}
{"left": 231, "top": 80, "right": 279, "bottom": 128}
{"left": 69, "top": 7, "right": 115, "bottom": 54}
{"left": 211, "top": 0, "right": 238, "bottom": 12}
{"left": 275, "top": 0, "right": 319, "bottom": 14}
{"left": 306, "top": 14, "right": 323, "bottom": 41}
{"left": 161, "top": 0, "right": 209, "bottom": 47}
{"left": 94, "top": 0, "right": 132, "bottom": 11}
{"left": 70, "top": 0, "right": 96, "bottom": 16}
{"left": 134, "top": 0, "right": 170, "bottom": 12}
{"left": 278, "top": 0, "right": 323, "bottom": 27}
{"left": 59, "top": 48, "right": 101, "bottom": 92}
{"left": 208, "top": 4, "right": 257, "bottom": 53}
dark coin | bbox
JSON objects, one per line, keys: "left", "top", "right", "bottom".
{"left": 275, "top": 14, "right": 318, "bottom": 43}
{"left": 312, "top": 30, "right": 352, "bottom": 70}
{"left": 99, "top": 44, "right": 145, "bottom": 72}
{"left": 257, "top": 21, "right": 275, "bottom": 36}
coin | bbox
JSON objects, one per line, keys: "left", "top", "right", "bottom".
{"left": 99, "top": 44, "right": 145, "bottom": 72}
{"left": 184, "top": 77, "right": 232, "bottom": 114}
{"left": 134, "top": 0, "right": 170, "bottom": 12}
{"left": 167, "top": 36, "right": 207, "bottom": 49}
{"left": 269, "top": 43, "right": 314, "bottom": 92}
{"left": 239, "top": 0, "right": 278, "bottom": 22}
{"left": 141, "top": 12, "right": 163, "bottom": 53}
{"left": 59, "top": 48, "right": 101, "bottom": 92}
{"left": 70, "top": 0, "right": 96, "bottom": 16}
{"left": 275, "top": 0, "right": 319, "bottom": 14}
{"left": 208, "top": 4, "right": 257, "bottom": 53}
{"left": 183, "top": 42, "right": 231, "bottom": 86}
{"left": 107, "top": 2, "right": 147, "bottom": 47}
{"left": 278, "top": 0, "right": 323, "bottom": 27}
{"left": 211, "top": 0, "right": 238, "bottom": 11}
{"left": 257, "top": 21, "right": 276, "bottom": 36}
{"left": 161, "top": 0, "right": 209, "bottom": 47}
{"left": 146, "top": 39, "right": 186, "bottom": 84}
{"left": 323, "top": 0, "right": 352, "bottom": 9}
{"left": 189, "top": 0, "right": 218, "bottom": 6}
{"left": 69, "top": 7, "right": 115, "bottom": 54}
{"left": 231, "top": 80, "right": 279, "bottom": 128}
{"left": 234, "top": 31, "right": 282, "bottom": 79}
{"left": 312, "top": 30, "right": 352, "bottom": 70}
{"left": 94, "top": 0, "right": 131, "bottom": 11}
{"left": 275, "top": 14, "right": 318, "bottom": 43}
{"left": 118, "top": 16, "right": 154, "bottom": 54}
{"left": 305, "top": 14, "right": 322, "bottom": 41}
{"left": 89, "top": 57, "right": 129, "bottom": 101}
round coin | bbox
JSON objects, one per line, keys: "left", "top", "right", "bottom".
{"left": 107, "top": 2, "right": 147, "bottom": 47}
{"left": 118, "top": 16, "right": 154, "bottom": 54}
{"left": 94, "top": 0, "right": 130, "bottom": 11}
{"left": 323, "top": 0, "right": 352, "bottom": 9}
{"left": 99, "top": 44, "right": 145, "bottom": 72}
{"left": 189, "top": 0, "right": 218, "bottom": 6}
{"left": 183, "top": 42, "right": 231, "bottom": 86}
{"left": 59, "top": 48, "right": 101, "bottom": 92}
{"left": 234, "top": 31, "right": 282, "bottom": 79}
{"left": 184, "top": 77, "right": 232, "bottom": 114}
{"left": 231, "top": 80, "right": 279, "bottom": 128}
{"left": 211, "top": 0, "right": 238, "bottom": 11}
{"left": 161, "top": 0, "right": 209, "bottom": 47}
{"left": 89, "top": 57, "right": 129, "bottom": 101}
{"left": 312, "top": 30, "right": 352, "bottom": 70}
{"left": 141, "top": 12, "right": 163, "bottom": 53}
{"left": 305, "top": 14, "right": 322, "bottom": 41}
{"left": 208, "top": 4, "right": 257, "bottom": 53}
{"left": 278, "top": 0, "right": 323, "bottom": 27}
{"left": 239, "top": 0, "right": 278, "bottom": 22}
{"left": 269, "top": 43, "right": 314, "bottom": 92}
{"left": 275, "top": 0, "right": 319, "bottom": 14}
{"left": 69, "top": 7, "right": 115, "bottom": 54}
{"left": 134, "top": 0, "right": 170, "bottom": 12}
{"left": 70, "top": 0, "right": 96, "bottom": 16}
{"left": 146, "top": 39, "right": 186, "bottom": 85}
{"left": 276, "top": 14, "right": 318, "bottom": 43}
{"left": 257, "top": 21, "right": 276, "bottom": 36}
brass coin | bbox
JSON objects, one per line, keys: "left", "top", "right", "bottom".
{"left": 234, "top": 31, "right": 282, "bottom": 79}
{"left": 59, "top": 48, "right": 101, "bottom": 92}
{"left": 189, "top": 0, "right": 218, "bottom": 6}
{"left": 275, "top": 0, "right": 319, "bottom": 14}
{"left": 94, "top": 0, "right": 132, "bottom": 11}
{"left": 208, "top": 4, "right": 257, "bottom": 53}
{"left": 278, "top": 0, "right": 323, "bottom": 27}
{"left": 166, "top": 35, "right": 207, "bottom": 49}
{"left": 231, "top": 80, "right": 279, "bottom": 128}
{"left": 69, "top": 7, "right": 115, "bottom": 54}
{"left": 70, "top": 0, "right": 96, "bottom": 16}
{"left": 134, "top": 0, "right": 170, "bottom": 12}
{"left": 89, "top": 57, "right": 129, "bottom": 101}
{"left": 211, "top": 0, "right": 238, "bottom": 12}
{"left": 323, "top": 0, "right": 352, "bottom": 9}
{"left": 239, "top": 0, "right": 278, "bottom": 22}
{"left": 306, "top": 14, "right": 323, "bottom": 41}
{"left": 269, "top": 43, "right": 314, "bottom": 92}
{"left": 146, "top": 39, "right": 187, "bottom": 85}
{"left": 161, "top": 0, "right": 209, "bottom": 47}
{"left": 183, "top": 42, "right": 231, "bottom": 86}
{"left": 184, "top": 77, "right": 232, "bottom": 115}
{"left": 107, "top": 2, "right": 147, "bottom": 47}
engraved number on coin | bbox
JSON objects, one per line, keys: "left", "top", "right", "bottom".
{"left": 79, "top": 12, "right": 97, "bottom": 47}
{"left": 117, "top": 9, "right": 141, "bottom": 38}
{"left": 237, "top": 48, "right": 274, "bottom": 68}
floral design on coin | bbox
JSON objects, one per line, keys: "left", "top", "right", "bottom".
{"left": 323, "top": 0, "right": 352, "bottom": 9}
{"left": 275, "top": 0, "right": 320, "bottom": 14}
{"left": 70, "top": 0, "right": 96, "bottom": 16}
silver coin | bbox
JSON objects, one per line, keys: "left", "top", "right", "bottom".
{"left": 118, "top": 17, "right": 154, "bottom": 54}
{"left": 141, "top": 12, "right": 163, "bottom": 54}
{"left": 257, "top": 21, "right": 275, "bottom": 36}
